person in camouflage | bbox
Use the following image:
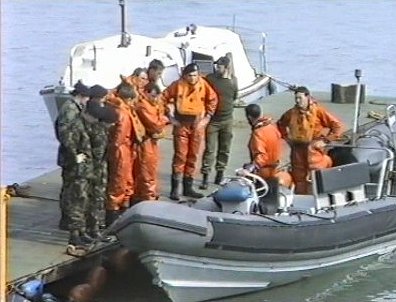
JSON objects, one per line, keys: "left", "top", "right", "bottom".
{"left": 56, "top": 81, "right": 95, "bottom": 248}
{"left": 83, "top": 85, "right": 115, "bottom": 235}
{"left": 82, "top": 86, "right": 117, "bottom": 241}
{"left": 56, "top": 81, "right": 90, "bottom": 231}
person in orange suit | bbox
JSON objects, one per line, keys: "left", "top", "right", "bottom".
{"left": 277, "top": 86, "right": 344, "bottom": 194}
{"left": 134, "top": 83, "right": 169, "bottom": 201}
{"left": 106, "top": 84, "right": 145, "bottom": 226}
{"left": 244, "top": 104, "right": 292, "bottom": 188}
{"left": 119, "top": 68, "right": 148, "bottom": 96}
{"left": 161, "top": 63, "right": 218, "bottom": 200}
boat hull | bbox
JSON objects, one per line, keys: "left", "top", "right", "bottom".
{"left": 110, "top": 198, "right": 396, "bottom": 301}
{"left": 140, "top": 247, "right": 390, "bottom": 302}
{"left": 39, "top": 86, "right": 73, "bottom": 124}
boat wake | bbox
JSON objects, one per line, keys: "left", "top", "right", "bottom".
{"left": 305, "top": 252, "right": 396, "bottom": 302}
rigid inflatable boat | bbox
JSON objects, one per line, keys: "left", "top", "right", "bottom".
{"left": 109, "top": 106, "right": 396, "bottom": 302}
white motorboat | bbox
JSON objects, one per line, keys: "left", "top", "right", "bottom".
{"left": 40, "top": 1, "right": 276, "bottom": 123}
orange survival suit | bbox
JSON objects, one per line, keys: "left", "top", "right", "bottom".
{"left": 134, "top": 92, "right": 169, "bottom": 201}
{"left": 249, "top": 117, "right": 292, "bottom": 188}
{"left": 161, "top": 74, "right": 218, "bottom": 200}
{"left": 106, "top": 94, "right": 146, "bottom": 210}
{"left": 162, "top": 76, "right": 218, "bottom": 177}
{"left": 277, "top": 99, "right": 343, "bottom": 194}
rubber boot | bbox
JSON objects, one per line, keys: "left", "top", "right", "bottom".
{"left": 199, "top": 173, "right": 209, "bottom": 190}
{"left": 183, "top": 177, "right": 204, "bottom": 199}
{"left": 105, "top": 210, "right": 121, "bottom": 227}
{"left": 170, "top": 173, "right": 182, "bottom": 201}
{"left": 214, "top": 170, "right": 224, "bottom": 185}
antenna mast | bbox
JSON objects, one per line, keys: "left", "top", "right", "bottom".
{"left": 119, "top": 0, "right": 131, "bottom": 47}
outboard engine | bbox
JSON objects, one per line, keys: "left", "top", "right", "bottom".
{"left": 212, "top": 178, "right": 258, "bottom": 215}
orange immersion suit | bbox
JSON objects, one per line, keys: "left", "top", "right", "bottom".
{"left": 134, "top": 94, "right": 169, "bottom": 200}
{"left": 161, "top": 76, "right": 218, "bottom": 177}
{"left": 249, "top": 117, "right": 292, "bottom": 188}
{"left": 277, "top": 100, "right": 343, "bottom": 194}
{"left": 121, "top": 75, "right": 148, "bottom": 96}
{"left": 106, "top": 95, "right": 146, "bottom": 210}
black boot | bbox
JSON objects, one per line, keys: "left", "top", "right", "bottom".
{"left": 79, "top": 228, "right": 94, "bottom": 244}
{"left": 105, "top": 210, "right": 121, "bottom": 227}
{"left": 215, "top": 171, "right": 224, "bottom": 185}
{"left": 199, "top": 173, "right": 209, "bottom": 190}
{"left": 68, "top": 230, "right": 89, "bottom": 248}
{"left": 183, "top": 177, "right": 204, "bottom": 199}
{"left": 88, "top": 226, "right": 114, "bottom": 243}
{"left": 170, "top": 173, "right": 182, "bottom": 201}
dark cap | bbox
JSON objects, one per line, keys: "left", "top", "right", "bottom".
{"left": 182, "top": 63, "right": 199, "bottom": 76}
{"left": 70, "top": 80, "right": 90, "bottom": 97}
{"left": 214, "top": 56, "right": 231, "bottom": 67}
{"left": 89, "top": 85, "right": 108, "bottom": 99}
{"left": 85, "top": 100, "right": 118, "bottom": 124}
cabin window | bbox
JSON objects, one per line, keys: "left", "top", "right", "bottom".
{"left": 192, "top": 52, "right": 214, "bottom": 75}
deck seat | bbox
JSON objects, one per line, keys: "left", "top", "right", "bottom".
{"left": 312, "top": 162, "right": 371, "bottom": 209}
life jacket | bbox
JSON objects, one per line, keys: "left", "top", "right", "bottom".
{"left": 136, "top": 93, "right": 167, "bottom": 139}
{"left": 288, "top": 103, "right": 318, "bottom": 143}
{"left": 129, "top": 101, "right": 146, "bottom": 143}
{"left": 107, "top": 95, "right": 146, "bottom": 143}
{"left": 175, "top": 77, "right": 207, "bottom": 116}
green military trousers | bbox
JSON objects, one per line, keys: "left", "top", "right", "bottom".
{"left": 201, "top": 119, "right": 233, "bottom": 175}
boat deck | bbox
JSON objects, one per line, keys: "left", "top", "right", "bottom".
{"left": 5, "top": 90, "right": 395, "bottom": 294}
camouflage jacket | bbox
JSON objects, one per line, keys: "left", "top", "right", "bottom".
{"left": 55, "top": 99, "right": 94, "bottom": 178}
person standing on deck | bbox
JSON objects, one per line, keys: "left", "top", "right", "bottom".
{"left": 106, "top": 84, "right": 145, "bottom": 226}
{"left": 83, "top": 85, "right": 116, "bottom": 234}
{"left": 147, "top": 59, "right": 166, "bottom": 91}
{"left": 277, "top": 86, "right": 344, "bottom": 194}
{"left": 199, "top": 56, "right": 238, "bottom": 189}
{"left": 161, "top": 63, "right": 218, "bottom": 200}
{"left": 244, "top": 104, "right": 292, "bottom": 187}
{"left": 55, "top": 81, "right": 90, "bottom": 231}
{"left": 134, "top": 82, "right": 169, "bottom": 201}
{"left": 119, "top": 67, "right": 148, "bottom": 96}
{"left": 56, "top": 81, "right": 101, "bottom": 248}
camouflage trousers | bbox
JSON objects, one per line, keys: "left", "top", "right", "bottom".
{"left": 60, "top": 163, "right": 106, "bottom": 231}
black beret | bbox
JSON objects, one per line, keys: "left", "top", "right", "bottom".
{"left": 182, "top": 63, "right": 199, "bottom": 76}
{"left": 89, "top": 85, "right": 108, "bottom": 99}
{"left": 70, "top": 80, "right": 90, "bottom": 96}
{"left": 214, "top": 56, "right": 231, "bottom": 67}
{"left": 86, "top": 100, "right": 118, "bottom": 124}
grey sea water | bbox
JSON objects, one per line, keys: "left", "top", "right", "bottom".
{"left": 1, "top": 0, "right": 396, "bottom": 301}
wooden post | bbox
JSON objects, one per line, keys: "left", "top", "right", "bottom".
{"left": 0, "top": 191, "right": 7, "bottom": 302}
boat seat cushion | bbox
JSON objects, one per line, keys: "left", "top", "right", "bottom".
{"left": 313, "top": 162, "right": 370, "bottom": 194}
{"left": 213, "top": 181, "right": 252, "bottom": 203}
